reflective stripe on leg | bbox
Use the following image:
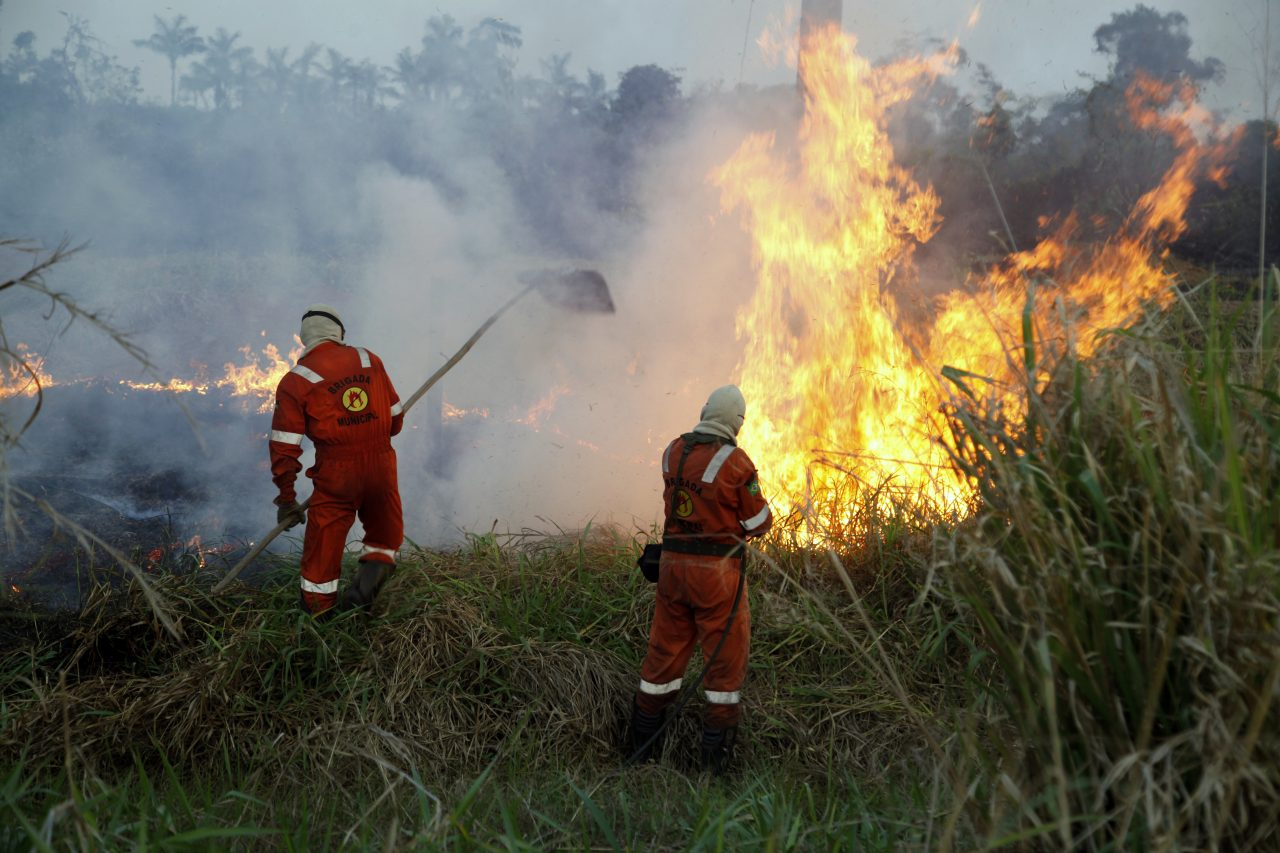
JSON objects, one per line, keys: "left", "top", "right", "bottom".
{"left": 359, "top": 544, "right": 398, "bottom": 563}
{"left": 639, "top": 677, "right": 683, "bottom": 695}
{"left": 704, "top": 689, "right": 740, "bottom": 704}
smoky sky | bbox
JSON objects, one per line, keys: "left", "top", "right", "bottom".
{"left": 1, "top": 0, "right": 1264, "bottom": 114}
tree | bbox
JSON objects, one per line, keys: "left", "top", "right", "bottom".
{"left": 134, "top": 14, "right": 205, "bottom": 106}
{"left": 463, "top": 17, "right": 522, "bottom": 104}
{"left": 319, "top": 47, "right": 351, "bottom": 102}
{"left": 417, "top": 15, "right": 465, "bottom": 103}
{"left": 1093, "top": 5, "right": 1224, "bottom": 85}
{"left": 611, "top": 64, "right": 681, "bottom": 127}
{"left": 183, "top": 28, "right": 254, "bottom": 110}
{"left": 47, "top": 14, "right": 139, "bottom": 105}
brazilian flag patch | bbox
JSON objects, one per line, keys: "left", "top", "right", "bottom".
{"left": 747, "top": 478, "right": 761, "bottom": 496}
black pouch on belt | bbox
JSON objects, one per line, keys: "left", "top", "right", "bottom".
{"left": 637, "top": 543, "right": 662, "bottom": 583}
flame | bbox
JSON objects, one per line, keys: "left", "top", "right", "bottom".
{"left": 713, "top": 25, "right": 961, "bottom": 514}
{"left": 144, "top": 533, "right": 235, "bottom": 571}
{"left": 0, "top": 344, "right": 56, "bottom": 399}
{"left": 118, "top": 339, "right": 303, "bottom": 412}
{"left": 9, "top": 338, "right": 300, "bottom": 411}
{"left": 216, "top": 340, "right": 302, "bottom": 411}
{"left": 443, "top": 402, "right": 491, "bottom": 421}
{"left": 515, "top": 384, "right": 571, "bottom": 429}
{"left": 714, "top": 25, "right": 1227, "bottom": 523}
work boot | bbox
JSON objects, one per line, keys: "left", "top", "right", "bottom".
{"left": 341, "top": 561, "right": 394, "bottom": 611}
{"left": 300, "top": 592, "right": 336, "bottom": 622}
{"left": 626, "top": 701, "right": 665, "bottom": 764}
{"left": 699, "top": 725, "right": 738, "bottom": 776}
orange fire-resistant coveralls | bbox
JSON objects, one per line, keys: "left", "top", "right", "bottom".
{"left": 635, "top": 432, "right": 773, "bottom": 729}
{"left": 269, "top": 341, "right": 405, "bottom": 613}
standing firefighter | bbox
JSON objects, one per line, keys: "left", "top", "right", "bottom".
{"left": 269, "top": 305, "right": 405, "bottom": 616}
{"left": 630, "top": 384, "right": 773, "bottom": 774}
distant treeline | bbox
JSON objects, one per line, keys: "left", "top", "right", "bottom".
{"left": 0, "top": 5, "right": 1275, "bottom": 270}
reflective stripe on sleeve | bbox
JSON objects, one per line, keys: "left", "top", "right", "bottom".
{"left": 270, "top": 429, "right": 304, "bottom": 445}
{"left": 389, "top": 401, "right": 403, "bottom": 416}
{"left": 740, "top": 505, "right": 771, "bottom": 532}
{"left": 704, "top": 689, "right": 741, "bottom": 704}
{"left": 360, "top": 545, "right": 398, "bottom": 561}
{"left": 701, "top": 445, "right": 736, "bottom": 483}
{"left": 639, "top": 677, "right": 683, "bottom": 695}
{"left": 356, "top": 347, "right": 371, "bottom": 368}
{"left": 662, "top": 442, "right": 673, "bottom": 474}
{"left": 291, "top": 364, "right": 324, "bottom": 384}
{"left": 300, "top": 578, "right": 339, "bottom": 594}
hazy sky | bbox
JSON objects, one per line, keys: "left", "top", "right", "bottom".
{"left": 1, "top": 0, "right": 1269, "bottom": 116}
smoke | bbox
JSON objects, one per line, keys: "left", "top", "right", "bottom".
{"left": 1, "top": 32, "right": 773, "bottom": 561}
{"left": 353, "top": 98, "right": 765, "bottom": 541}
{"left": 3, "top": 0, "right": 1254, "bottom": 575}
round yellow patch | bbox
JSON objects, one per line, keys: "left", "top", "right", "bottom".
{"left": 674, "top": 489, "right": 694, "bottom": 518}
{"left": 342, "top": 387, "right": 369, "bottom": 412}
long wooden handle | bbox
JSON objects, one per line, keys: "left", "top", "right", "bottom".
{"left": 212, "top": 284, "right": 536, "bottom": 593}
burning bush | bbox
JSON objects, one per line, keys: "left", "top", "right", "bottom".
{"left": 934, "top": 287, "right": 1280, "bottom": 849}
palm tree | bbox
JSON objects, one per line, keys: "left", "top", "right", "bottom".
{"left": 320, "top": 47, "right": 351, "bottom": 101}
{"left": 186, "top": 28, "right": 254, "bottom": 110}
{"left": 133, "top": 14, "right": 204, "bottom": 106}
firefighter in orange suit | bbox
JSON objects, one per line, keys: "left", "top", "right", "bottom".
{"left": 629, "top": 384, "right": 773, "bottom": 773}
{"left": 269, "top": 304, "right": 405, "bottom": 616}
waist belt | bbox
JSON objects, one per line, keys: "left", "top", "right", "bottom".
{"left": 662, "top": 538, "right": 742, "bottom": 558}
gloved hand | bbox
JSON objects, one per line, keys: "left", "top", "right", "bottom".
{"left": 276, "top": 501, "right": 305, "bottom": 530}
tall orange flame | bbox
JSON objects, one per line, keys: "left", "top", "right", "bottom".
{"left": 715, "top": 25, "right": 1228, "bottom": 520}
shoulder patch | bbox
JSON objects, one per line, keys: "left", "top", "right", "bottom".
{"left": 747, "top": 478, "right": 761, "bottom": 496}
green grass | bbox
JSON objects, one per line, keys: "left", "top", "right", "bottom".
{"left": 0, "top": 524, "right": 954, "bottom": 851}
{"left": 1, "top": 280, "right": 1277, "bottom": 851}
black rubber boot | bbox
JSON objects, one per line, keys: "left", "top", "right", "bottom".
{"left": 341, "top": 561, "right": 394, "bottom": 611}
{"left": 300, "top": 592, "right": 336, "bottom": 622}
{"left": 626, "top": 701, "right": 665, "bottom": 764}
{"left": 699, "top": 725, "right": 738, "bottom": 776}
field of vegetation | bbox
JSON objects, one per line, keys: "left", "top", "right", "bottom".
{"left": 1, "top": 283, "right": 1276, "bottom": 851}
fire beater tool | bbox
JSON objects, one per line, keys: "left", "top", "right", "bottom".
{"left": 212, "top": 267, "right": 615, "bottom": 593}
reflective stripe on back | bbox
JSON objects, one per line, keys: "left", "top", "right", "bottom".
{"left": 291, "top": 364, "right": 324, "bottom": 384}
{"left": 740, "top": 505, "right": 771, "bottom": 532}
{"left": 270, "top": 429, "right": 304, "bottom": 445}
{"left": 356, "top": 347, "right": 371, "bottom": 368}
{"left": 662, "top": 442, "right": 673, "bottom": 474}
{"left": 701, "top": 445, "right": 736, "bottom": 484}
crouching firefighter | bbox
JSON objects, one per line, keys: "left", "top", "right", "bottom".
{"left": 269, "top": 304, "right": 405, "bottom": 617}
{"left": 628, "top": 384, "right": 773, "bottom": 774}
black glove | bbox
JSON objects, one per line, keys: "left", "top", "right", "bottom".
{"left": 636, "top": 543, "right": 661, "bottom": 583}
{"left": 276, "top": 501, "right": 305, "bottom": 530}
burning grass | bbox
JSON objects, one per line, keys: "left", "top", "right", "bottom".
{"left": 0, "top": 283, "right": 1276, "bottom": 850}
{"left": 931, "top": 282, "right": 1280, "bottom": 849}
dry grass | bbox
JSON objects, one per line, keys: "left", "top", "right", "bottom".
{"left": 0, "top": 521, "right": 955, "bottom": 848}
